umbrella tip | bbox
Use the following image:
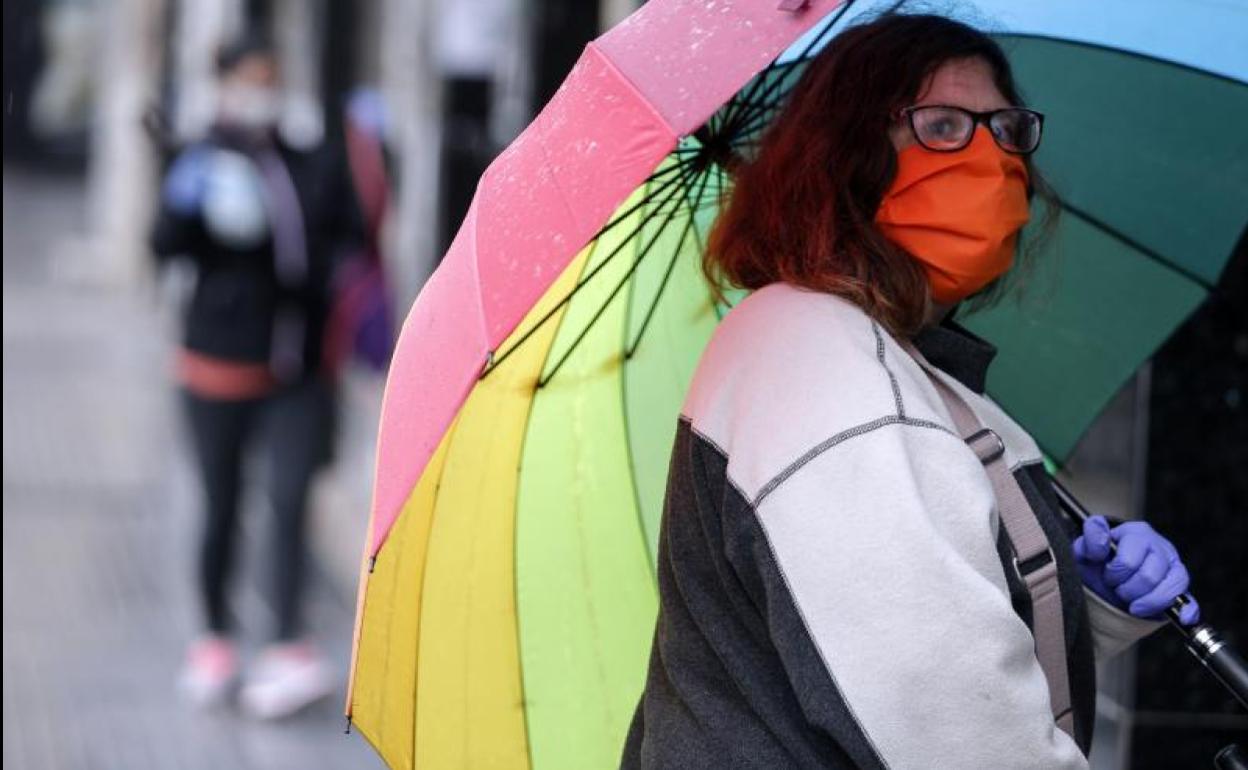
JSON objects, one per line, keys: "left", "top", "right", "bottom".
{"left": 479, "top": 351, "right": 497, "bottom": 381}
{"left": 344, "top": 715, "right": 353, "bottom": 735}
{"left": 368, "top": 555, "right": 377, "bottom": 573}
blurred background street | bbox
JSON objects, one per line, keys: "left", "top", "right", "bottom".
{"left": 2, "top": 1, "right": 633, "bottom": 766}
{"left": 2, "top": 167, "right": 383, "bottom": 769}
{"left": 2, "top": 0, "right": 1244, "bottom": 768}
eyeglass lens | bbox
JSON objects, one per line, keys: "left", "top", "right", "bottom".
{"left": 910, "top": 107, "right": 1040, "bottom": 154}
{"left": 988, "top": 109, "right": 1041, "bottom": 154}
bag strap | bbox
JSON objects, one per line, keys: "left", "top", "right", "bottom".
{"left": 901, "top": 341, "right": 1076, "bottom": 737}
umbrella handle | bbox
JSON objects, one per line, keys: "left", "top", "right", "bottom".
{"left": 1050, "top": 477, "right": 1248, "bottom": 711}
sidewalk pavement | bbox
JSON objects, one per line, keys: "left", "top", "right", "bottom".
{"left": 2, "top": 168, "right": 384, "bottom": 770}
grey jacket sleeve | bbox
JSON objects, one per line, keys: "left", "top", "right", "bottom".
{"left": 750, "top": 421, "right": 1088, "bottom": 770}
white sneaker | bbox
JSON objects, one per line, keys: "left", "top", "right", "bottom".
{"left": 178, "top": 635, "right": 239, "bottom": 707}
{"left": 238, "top": 641, "right": 336, "bottom": 719}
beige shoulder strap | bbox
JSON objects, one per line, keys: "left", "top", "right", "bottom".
{"left": 902, "top": 341, "right": 1076, "bottom": 738}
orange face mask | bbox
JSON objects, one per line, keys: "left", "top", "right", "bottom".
{"left": 875, "top": 127, "right": 1031, "bottom": 304}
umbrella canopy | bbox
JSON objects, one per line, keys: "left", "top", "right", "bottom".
{"left": 348, "top": 1, "right": 1248, "bottom": 768}
{"left": 348, "top": 2, "right": 845, "bottom": 768}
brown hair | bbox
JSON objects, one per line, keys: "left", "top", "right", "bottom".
{"left": 704, "top": 11, "right": 1058, "bottom": 337}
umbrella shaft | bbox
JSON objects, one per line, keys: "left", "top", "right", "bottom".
{"left": 1186, "top": 627, "right": 1248, "bottom": 710}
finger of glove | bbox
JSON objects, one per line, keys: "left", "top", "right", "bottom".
{"left": 1177, "top": 596, "right": 1201, "bottom": 626}
{"left": 1121, "top": 520, "right": 1180, "bottom": 554}
{"left": 1077, "top": 516, "right": 1112, "bottom": 562}
{"left": 1128, "top": 564, "right": 1191, "bottom": 618}
{"left": 1105, "top": 530, "right": 1152, "bottom": 587}
{"left": 1154, "top": 533, "right": 1180, "bottom": 561}
{"left": 1113, "top": 548, "right": 1169, "bottom": 604}
{"left": 1112, "top": 521, "right": 1153, "bottom": 536}
{"left": 1115, "top": 522, "right": 1184, "bottom": 564}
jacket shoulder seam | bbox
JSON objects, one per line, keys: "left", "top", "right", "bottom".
{"left": 871, "top": 321, "right": 906, "bottom": 419}
{"left": 753, "top": 416, "right": 955, "bottom": 508}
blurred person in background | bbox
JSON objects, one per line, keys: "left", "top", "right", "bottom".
{"left": 150, "top": 34, "right": 363, "bottom": 720}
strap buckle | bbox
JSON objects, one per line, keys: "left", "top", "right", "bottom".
{"left": 966, "top": 428, "right": 1006, "bottom": 464}
{"left": 1013, "top": 546, "right": 1057, "bottom": 589}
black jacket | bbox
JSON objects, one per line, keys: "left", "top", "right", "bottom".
{"left": 151, "top": 126, "right": 362, "bottom": 378}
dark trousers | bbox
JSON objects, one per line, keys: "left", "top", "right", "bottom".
{"left": 182, "top": 378, "right": 335, "bottom": 642}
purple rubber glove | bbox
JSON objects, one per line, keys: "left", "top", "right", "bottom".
{"left": 162, "top": 146, "right": 214, "bottom": 215}
{"left": 1072, "top": 515, "right": 1200, "bottom": 625}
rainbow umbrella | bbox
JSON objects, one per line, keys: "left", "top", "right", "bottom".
{"left": 347, "top": 1, "right": 1248, "bottom": 768}
{"left": 346, "top": 2, "right": 846, "bottom": 768}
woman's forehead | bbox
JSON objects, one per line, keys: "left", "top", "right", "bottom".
{"left": 912, "top": 57, "right": 1010, "bottom": 111}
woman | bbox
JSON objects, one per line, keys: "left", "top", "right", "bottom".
{"left": 621, "top": 12, "right": 1199, "bottom": 769}
{"left": 152, "top": 36, "right": 360, "bottom": 718}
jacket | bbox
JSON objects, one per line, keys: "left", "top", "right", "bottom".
{"left": 150, "top": 126, "right": 362, "bottom": 379}
{"left": 621, "top": 283, "right": 1161, "bottom": 769}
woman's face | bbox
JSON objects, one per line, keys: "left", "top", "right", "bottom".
{"left": 888, "top": 56, "right": 1010, "bottom": 153}
{"left": 219, "top": 53, "right": 282, "bottom": 130}
{"left": 886, "top": 56, "right": 1013, "bottom": 324}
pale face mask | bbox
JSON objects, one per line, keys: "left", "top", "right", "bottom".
{"left": 219, "top": 85, "right": 282, "bottom": 131}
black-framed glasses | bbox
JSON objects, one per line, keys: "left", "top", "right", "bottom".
{"left": 899, "top": 105, "right": 1045, "bottom": 155}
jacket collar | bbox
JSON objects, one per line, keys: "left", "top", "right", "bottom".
{"left": 912, "top": 317, "right": 997, "bottom": 394}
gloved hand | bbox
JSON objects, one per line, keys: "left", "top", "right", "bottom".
{"left": 1072, "top": 515, "right": 1200, "bottom": 625}
{"left": 161, "top": 146, "right": 215, "bottom": 216}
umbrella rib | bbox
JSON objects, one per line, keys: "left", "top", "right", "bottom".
{"left": 508, "top": 242, "right": 600, "bottom": 770}
{"left": 716, "top": 76, "right": 772, "bottom": 142}
{"left": 707, "top": 164, "right": 735, "bottom": 320}
{"left": 616, "top": 190, "right": 660, "bottom": 592}
{"left": 723, "top": 0, "right": 857, "bottom": 139}
{"left": 614, "top": 172, "right": 716, "bottom": 597}
{"left": 481, "top": 162, "right": 699, "bottom": 379}
{"left": 718, "top": 2, "right": 838, "bottom": 140}
{"left": 1058, "top": 200, "right": 1215, "bottom": 291}
{"left": 730, "top": 96, "right": 789, "bottom": 142}
{"left": 625, "top": 166, "right": 715, "bottom": 359}
{"left": 721, "top": 0, "right": 854, "bottom": 139}
{"left": 407, "top": 417, "right": 457, "bottom": 769}
{"left": 722, "top": 75, "right": 795, "bottom": 140}
{"left": 537, "top": 170, "right": 695, "bottom": 388}
{"left": 714, "top": 36, "right": 804, "bottom": 138}
{"left": 595, "top": 156, "right": 699, "bottom": 237}
{"left": 719, "top": 59, "right": 803, "bottom": 140}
